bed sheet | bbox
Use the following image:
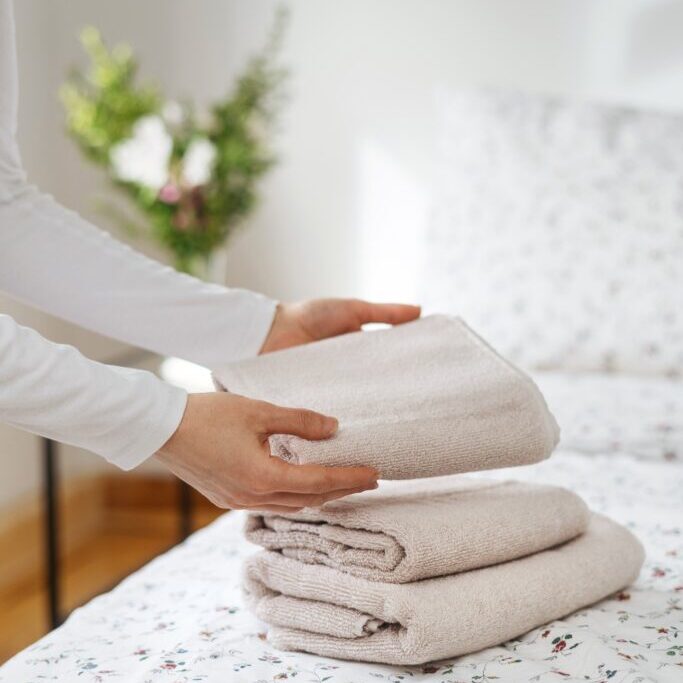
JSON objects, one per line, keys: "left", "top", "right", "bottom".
{"left": 1, "top": 375, "right": 682, "bottom": 683}
{"left": 535, "top": 372, "right": 683, "bottom": 463}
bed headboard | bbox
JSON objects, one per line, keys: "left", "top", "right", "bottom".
{"left": 420, "top": 87, "right": 683, "bottom": 377}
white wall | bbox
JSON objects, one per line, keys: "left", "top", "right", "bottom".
{"left": 3, "top": 0, "right": 683, "bottom": 505}
{"left": 41, "top": 0, "right": 683, "bottom": 302}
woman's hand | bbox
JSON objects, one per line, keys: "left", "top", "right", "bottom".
{"left": 156, "top": 392, "right": 378, "bottom": 512}
{"left": 260, "top": 298, "right": 421, "bottom": 353}
{"left": 157, "top": 298, "right": 415, "bottom": 511}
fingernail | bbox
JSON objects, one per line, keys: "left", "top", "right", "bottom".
{"left": 324, "top": 417, "right": 338, "bottom": 435}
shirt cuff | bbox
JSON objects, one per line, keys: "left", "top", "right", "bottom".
{"left": 228, "top": 292, "right": 278, "bottom": 364}
{"left": 105, "top": 381, "right": 188, "bottom": 471}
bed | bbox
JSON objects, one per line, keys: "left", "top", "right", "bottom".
{"left": 3, "top": 87, "right": 682, "bottom": 682}
{"left": 1, "top": 371, "right": 681, "bottom": 682}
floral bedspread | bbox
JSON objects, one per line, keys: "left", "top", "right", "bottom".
{"left": 535, "top": 372, "right": 683, "bottom": 463}
{"left": 2, "top": 374, "right": 682, "bottom": 683}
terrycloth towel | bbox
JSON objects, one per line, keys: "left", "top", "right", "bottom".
{"left": 214, "top": 315, "right": 560, "bottom": 479}
{"left": 244, "top": 514, "right": 644, "bottom": 665}
{"left": 245, "top": 477, "right": 589, "bottom": 583}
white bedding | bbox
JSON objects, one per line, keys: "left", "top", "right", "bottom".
{"left": 537, "top": 372, "right": 683, "bottom": 463}
{"left": 2, "top": 373, "right": 682, "bottom": 682}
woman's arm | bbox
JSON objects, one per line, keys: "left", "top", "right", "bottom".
{"left": 0, "top": 0, "right": 23, "bottom": 202}
{"left": 0, "top": 187, "right": 277, "bottom": 367}
{"left": 0, "top": 313, "right": 187, "bottom": 469}
{"left": 0, "top": 2, "right": 190, "bottom": 471}
{"left": 0, "top": 313, "right": 379, "bottom": 508}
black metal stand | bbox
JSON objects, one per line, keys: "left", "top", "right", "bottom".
{"left": 42, "top": 437, "right": 61, "bottom": 630}
{"left": 41, "top": 435, "right": 194, "bottom": 631}
{"left": 178, "top": 480, "right": 192, "bottom": 541}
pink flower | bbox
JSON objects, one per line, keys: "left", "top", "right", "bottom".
{"left": 158, "top": 183, "right": 181, "bottom": 204}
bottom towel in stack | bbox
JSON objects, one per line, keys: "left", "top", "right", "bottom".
{"left": 243, "top": 478, "right": 644, "bottom": 665}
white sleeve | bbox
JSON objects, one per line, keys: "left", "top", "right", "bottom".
{"left": 0, "top": 186, "right": 278, "bottom": 368}
{"left": 0, "top": 0, "right": 276, "bottom": 468}
{"left": 0, "top": 314, "right": 188, "bottom": 469}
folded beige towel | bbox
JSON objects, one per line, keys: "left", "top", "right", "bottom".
{"left": 244, "top": 514, "right": 644, "bottom": 665}
{"left": 214, "top": 315, "right": 560, "bottom": 479}
{"left": 246, "top": 477, "right": 589, "bottom": 583}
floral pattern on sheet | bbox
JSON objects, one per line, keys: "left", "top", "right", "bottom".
{"left": 2, "top": 386, "right": 683, "bottom": 682}
{"left": 535, "top": 371, "right": 683, "bottom": 462}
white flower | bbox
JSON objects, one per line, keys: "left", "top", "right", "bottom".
{"left": 110, "top": 115, "right": 172, "bottom": 191}
{"left": 181, "top": 137, "right": 216, "bottom": 187}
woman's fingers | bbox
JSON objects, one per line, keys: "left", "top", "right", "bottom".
{"left": 233, "top": 504, "right": 305, "bottom": 513}
{"left": 245, "top": 401, "right": 377, "bottom": 497}
{"left": 265, "top": 457, "right": 378, "bottom": 494}
{"left": 353, "top": 300, "right": 421, "bottom": 326}
{"left": 224, "top": 484, "right": 371, "bottom": 512}
{"left": 257, "top": 402, "right": 338, "bottom": 440}
{"left": 249, "top": 398, "right": 379, "bottom": 499}
{"left": 250, "top": 485, "right": 371, "bottom": 509}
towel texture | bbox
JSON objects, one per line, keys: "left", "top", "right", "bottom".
{"left": 244, "top": 514, "right": 644, "bottom": 665}
{"left": 214, "top": 315, "right": 560, "bottom": 479}
{"left": 246, "top": 477, "right": 590, "bottom": 583}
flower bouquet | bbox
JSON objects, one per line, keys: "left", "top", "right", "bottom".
{"left": 61, "top": 10, "right": 286, "bottom": 276}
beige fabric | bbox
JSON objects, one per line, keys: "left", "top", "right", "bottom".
{"left": 244, "top": 514, "right": 644, "bottom": 665}
{"left": 246, "top": 477, "right": 590, "bottom": 583}
{"left": 214, "top": 315, "right": 559, "bottom": 479}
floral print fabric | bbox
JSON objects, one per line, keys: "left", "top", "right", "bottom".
{"left": 1, "top": 377, "right": 682, "bottom": 682}
{"left": 535, "top": 371, "right": 683, "bottom": 463}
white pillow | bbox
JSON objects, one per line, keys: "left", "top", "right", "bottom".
{"left": 422, "top": 88, "right": 683, "bottom": 376}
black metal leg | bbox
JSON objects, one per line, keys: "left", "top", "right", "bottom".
{"left": 178, "top": 479, "right": 192, "bottom": 542}
{"left": 42, "top": 437, "right": 61, "bottom": 629}
{"left": 40, "top": 426, "right": 194, "bottom": 629}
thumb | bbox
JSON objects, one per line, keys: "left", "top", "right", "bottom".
{"left": 259, "top": 403, "right": 338, "bottom": 441}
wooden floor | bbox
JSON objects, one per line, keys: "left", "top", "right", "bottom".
{"left": 0, "top": 504, "right": 223, "bottom": 664}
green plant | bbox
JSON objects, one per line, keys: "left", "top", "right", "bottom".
{"left": 61, "top": 9, "right": 287, "bottom": 274}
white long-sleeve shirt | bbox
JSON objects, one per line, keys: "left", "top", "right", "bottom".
{"left": 0, "top": 0, "right": 277, "bottom": 469}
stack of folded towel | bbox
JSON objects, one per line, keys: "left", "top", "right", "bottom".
{"left": 243, "top": 486, "right": 641, "bottom": 664}
{"left": 214, "top": 315, "right": 645, "bottom": 665}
